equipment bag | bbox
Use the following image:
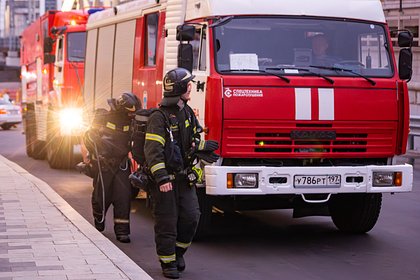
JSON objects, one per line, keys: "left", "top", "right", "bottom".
{"left": 131, "top": 108, "right": 183, "bottom": 172}
{"left": 131, "top": 108, "right": 160, "bottom": 164}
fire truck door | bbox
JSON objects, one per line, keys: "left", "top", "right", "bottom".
{"left": 53, "top": 36, "right": 64, "bottom": 104}
{"left": 189, "top": 25, "right": 208, "bottom": 127}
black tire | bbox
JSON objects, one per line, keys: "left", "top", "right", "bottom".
{"left": 329, "top": 193, "right": 382, "bottom": 233}
{"left": 194, "top": 187, "right": 213, "bottom": 240}
{"left": 46, "top": 135, "right": 74, "bottom": 169}
{"left": 46, "top": 112, "right": 74, "bottom": 169}
{"left": 1, "top": 124, "right": 12, "bottom": 130}
{"left": 25, "top": 111, "right": 46, "bottom": 160}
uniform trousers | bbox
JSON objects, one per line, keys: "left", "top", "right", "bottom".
{"left": 92, "top": 159, "right": 131, "bottom": 236}
{"left": 151, "top": 175, "right": 201, "bottom": 261}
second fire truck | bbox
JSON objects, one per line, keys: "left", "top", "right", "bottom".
{"left": 20, "top": 10, "right": 88, "bottom": 168}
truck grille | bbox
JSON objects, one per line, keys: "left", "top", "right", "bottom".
{"left": 223, "top": 121, "right": 396, "bottom": 158}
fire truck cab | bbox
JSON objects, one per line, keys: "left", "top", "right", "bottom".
{"left": 84, "top": 0, "right": 414, "bottom": 235}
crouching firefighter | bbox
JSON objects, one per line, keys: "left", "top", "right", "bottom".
{"left": 144, "top": 68, "right": 219, "bottom": 279}
{"left": 82, "top": 92, "right": 141, "bottom": 243}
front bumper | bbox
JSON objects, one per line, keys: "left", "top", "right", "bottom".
{"left": 205, "top": 164, "right": 413, "bottom": 195}
{"left": 0, "top": 115, "right": 22, "bottom": 125}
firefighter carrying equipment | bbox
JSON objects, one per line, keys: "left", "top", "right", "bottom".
{"left": 83, "top": 96, "right": 137, "bottom": 240}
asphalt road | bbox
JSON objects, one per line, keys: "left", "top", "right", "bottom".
{"left": 1, "top": 125, "right": 420, "bottom": 280}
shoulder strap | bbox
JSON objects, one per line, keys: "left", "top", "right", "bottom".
{"left": 185, "top": 105, "right": 200, "bottom": 133}
{"left": 152, "top": 108, "right": 170, "bottom": 128}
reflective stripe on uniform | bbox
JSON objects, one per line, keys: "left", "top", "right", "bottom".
{"left": 150, "top": 162, "right": 165, "bottom": 174}
{"left": 185, "top": 119, "right": 190, "bottom": 128}
{"left": 198, "top": 140, "right": 205, "bottom": 150}
{"left": 145, "top": 133, "right": 165, "bottom": 146}
{"left": 159, "top": 254, "right": 176, "bottom": 263}
{"left": 176, "top": 241, "right": 191, "bottom": 249}
{"left": 114, "top": 218, "right": 129, "bottom": 224}
{"left": 123, "top": 125, "right": 130, "bottom": 132}
{"left": 170, "top": 124, "right": 179, "bottom": 131}
{"left": 106, "top": 122, "right": 116, "bottom": 130}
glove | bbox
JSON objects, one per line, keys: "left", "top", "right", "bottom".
{"left": 129, "top": 170, "right": 152, "bottom": 192}
{"left": 197, "top": 140, "right": 219, "bottom": 152}
{"left": 75, "top": 162, "right": 94, "bottom": 178}
{"left": 196, "top": 151, "right": 219, "bottom": 164}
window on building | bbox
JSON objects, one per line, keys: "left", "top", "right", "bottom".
{"left": 405, "top": 26, "right": 419, "bottom": 47}
{"left": 144, "top": 13, "right": 159, "bottom": 66}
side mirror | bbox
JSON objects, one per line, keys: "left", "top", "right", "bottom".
{"left": 177, "top": 44, "right": 193, "bottom": 72}
{"left": 44, "top": 37, "right": 54, "bottom": 53}
{"left": 44, "top": 53, "right": 55, "bottom": 64}
{"left": 399, "top": 48, "right": 413, "bottom": 81}
{"left": 176, "top": 25, "right": 195, "bottom": 41}
{"left": 398, "top": 31, "right": 413, "bottom": 48}
{"left": 51, "top": 26, "right": 67, "bottom": 36}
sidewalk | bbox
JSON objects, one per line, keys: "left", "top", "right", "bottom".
{"left": 0, "top": 155, "right": 152, "bottom": 280}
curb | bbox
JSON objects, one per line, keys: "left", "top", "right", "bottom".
{"left": 0, "top": 155, "right": 152, "bottom": 280}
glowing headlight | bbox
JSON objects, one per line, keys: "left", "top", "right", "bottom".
{"left": 59, "top": 108, "right": 84, "bottom": 135}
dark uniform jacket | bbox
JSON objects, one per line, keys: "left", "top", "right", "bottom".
{"left": 144, "top": 103, "right": 199, "bottom": 186}
{"left": 85, "top": 109, "right": 132, "bottom": 162}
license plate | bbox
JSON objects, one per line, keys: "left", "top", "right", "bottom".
{"left": 294, "top": 175, "right": 341, "bottom": 188}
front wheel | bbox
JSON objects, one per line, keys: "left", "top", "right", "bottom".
{"left": 329, "top": 193, "right": 382, "bottom": 233}
{"left": 46, "top": 135, "right": 74, "bottom": 169}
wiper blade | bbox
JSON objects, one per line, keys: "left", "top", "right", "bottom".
{"left": 309, "top": 65, "right": 376, "bottom": 86}
{"left": 221, "top": 69, "right": 290, "bottom": 83}
{"left": 209, "top": 16, "right": 234, "bottom": 28}
{"left": 266, "top": 67, "right": 334, "bottom": 84}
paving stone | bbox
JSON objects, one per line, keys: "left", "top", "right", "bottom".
{"left": 0, "top": 156, "right": 150, "bottom": 280}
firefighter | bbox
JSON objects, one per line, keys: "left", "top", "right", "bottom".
{"left": 83, "top": 92, "right": 141, "bottom": 243}
{"left": 144, "top": 68, "right": 218, "bottom": 278}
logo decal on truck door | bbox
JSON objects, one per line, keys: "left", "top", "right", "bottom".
{"left": 224, "top": 88, "right": 264, "bottom": 98}
{"left": 224, "top": 88, "right": 232, "bottom": 98}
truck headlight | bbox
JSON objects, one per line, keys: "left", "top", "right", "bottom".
{"left": 59, "top": 108, "right": 84, "bottom": 135}
{"left": 373, "top": 172, "right": 402, "bottom": 187}
{"left": 227, "top": 173, "right": 258, "bottom": 188}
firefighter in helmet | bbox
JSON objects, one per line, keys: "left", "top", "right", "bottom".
{"left": 144, "top": 68, "right": 219, "bottom": 278}
{"left": 83, "top": 92, "right": 141, "bottom": 243}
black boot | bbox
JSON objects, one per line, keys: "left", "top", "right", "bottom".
{"left": 94, "top": 219, "right": 105, "bottom": 232}
{"left": 176, "top": 247, "right": 186, "bottom": 272}
{"left": 116, "top": 234, "right": 131, "bottom": 243}
{"left": 161, "top": 261, "right": 179, "bottom": 279}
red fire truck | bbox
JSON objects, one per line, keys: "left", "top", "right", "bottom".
{"left": 20, "top": 10, "right": 88, "bottom": 168}
{"left": 84, "top": 0, "right": 414, "bottom": 235}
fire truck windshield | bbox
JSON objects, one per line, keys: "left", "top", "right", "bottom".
{"left": 67, "top": 32, "right": 86, "bottom": 62}
{"left": 214, "top": 17, "right": 394, "bottom": 78}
